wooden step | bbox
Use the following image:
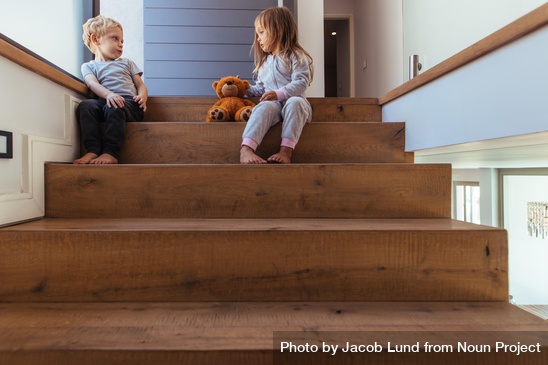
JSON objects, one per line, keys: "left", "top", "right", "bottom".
{"left": 0, "top": 301, "right": 546, "bottom": 365}
{"left": 44, "top": 163, "right": 451, "bottom": 219}
{"left": 144, "top": 97, "right": 381, "bottom": 122}
{"left": 0, "top": 218, "right": 506, "bottom": 302}
{"left": 119, "top": 122, "right": 413, "bottom": 164}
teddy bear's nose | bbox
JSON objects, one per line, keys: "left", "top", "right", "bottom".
{"left": 227, "top": 81, "right": 233, "bottom": 85}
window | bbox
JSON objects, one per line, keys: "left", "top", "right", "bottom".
{"left": 454, "top": 181, "right": 480, "bottom": 224}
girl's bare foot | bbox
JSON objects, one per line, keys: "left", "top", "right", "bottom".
{"left": 267, "top": 146, "right": 293, "bottom": 164}
{"left": 240, "top": 145, "right": 266, "bottom": 164}
{"left": 89, "top": 153, "right": 118, "bottom": 164}
{"left": 74, "top": 152, "right": 98, "bottom": 164}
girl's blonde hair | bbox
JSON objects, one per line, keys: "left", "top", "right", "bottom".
{"left": 82, "top": 15, "right": 123, "bottom": 53}
{"left": 252, "top": 6, "right": 314, "bottom": 83}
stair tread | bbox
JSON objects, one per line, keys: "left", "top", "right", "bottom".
{"left": 144, "top": 97, "right": 382, "bottom": 122}
{"left": 4, "top": 217, "right": 504, "bottom": 232}
{"left": 0, "top": 302, "right": 546, "bottom": 352}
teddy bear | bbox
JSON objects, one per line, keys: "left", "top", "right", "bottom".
{"left": 206, "top": 76, "right": 256, "bottom": 122}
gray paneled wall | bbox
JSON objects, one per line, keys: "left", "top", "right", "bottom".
{"left": 144, "top": 0, "right": 278, "bottom": 96}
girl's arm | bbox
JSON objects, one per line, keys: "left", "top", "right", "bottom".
{"left": 277, "top": 52, "right": 310, "bottom": 100}
{"left": 132, "top": 74, "right": 148, "bottom": 112}
{"left": 246, "top": 78, "right": 265, "bottom": 97}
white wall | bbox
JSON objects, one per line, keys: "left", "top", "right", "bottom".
{"left": 100, "top": 0, "right": 145, "bottom": 72}
{"left": 403, "top": 0, "right": 546, "bottom": 80}
{"left": 325, "top": 0, "right": 354, "bottom": 14}
{"left": 0, "top": 57, "right": 82, "bottom": 226}
{"left": 297, "top": 0, "right": 325, "bottom": 96}
{"left": 353, "top": 0, "right": 404, "bottom": 97}
{"left": 383, "top": 25, "right": 548, "bottom": 152}
{"left": 0, "top": 1, "right": 88, "bottom": 77}
{"left": 503, "top": 175, "right": 548, "bottom": 304}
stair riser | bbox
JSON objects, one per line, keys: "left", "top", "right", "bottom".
{"left": 119, "top": 122, "right": 413, "bottom": 164}
{"left": 45, "top": 164, "right": 451, "bottom": 219}
{"left": 145, "top": 97, "right": 381, "bottom": 123}
{"left": 0, "top": 230, "right": 507, "bottom": 302}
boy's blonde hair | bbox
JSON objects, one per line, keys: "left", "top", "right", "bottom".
{"left": 252, "top": 6, "right": 313, "bottom": 83}
{"left": 82, "top": 15, "right": 123, "bottom": 53}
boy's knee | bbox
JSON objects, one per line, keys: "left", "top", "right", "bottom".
{"left": 77, "top": 99, "right": 101, "bottom": 113}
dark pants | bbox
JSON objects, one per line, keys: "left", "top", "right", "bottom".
{"left": 76, "top": 98, "right": 144, "bottom": 159}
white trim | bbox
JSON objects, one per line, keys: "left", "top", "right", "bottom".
{"left": 0, "top": 95, "right": 81, "bottom": 227}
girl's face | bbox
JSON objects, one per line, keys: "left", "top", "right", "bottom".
{"left": 255, "top": 22, "right": 277, "bottom": 54}
{"left": 92, "top": 26, "right": 124, "bottom": 61}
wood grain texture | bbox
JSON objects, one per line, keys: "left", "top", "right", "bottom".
{"left": 144, "top": 97, "right": 381, "bottom": 122}
{"left": 44, "top": 164, "right": 451, "bottom": 219}
{"left": 0, "top": 302, "right": 546, "bottom": 365}
{"left": 379, "top": 3, "right": 548, "bottom": 105}
{"left": 119, "top": 122, "right": 412, "bottom": 164}
{"left": 0, "top": 218, "right": 506, "bottom": 302}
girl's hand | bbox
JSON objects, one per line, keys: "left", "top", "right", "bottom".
{"left": 260, "top": 91, "right": 278, "bottom": 102}
{"left": 134, "top": 95, "right": 148, "bottom": 112}
{"left": 106, "top": 92, "right": 125, "bottom": 109}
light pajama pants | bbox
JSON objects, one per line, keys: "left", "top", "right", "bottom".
{"left": 241, "top": 96, "right": 312, "bottom": 150}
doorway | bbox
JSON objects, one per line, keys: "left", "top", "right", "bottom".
{"left": 324, "top": 16, "right": 354, "bottom": 97}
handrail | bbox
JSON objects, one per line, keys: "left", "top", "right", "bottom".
{"left": 0, "top": 34, "right": 89, "bottom": 96}
{"left": 379, "top": 3, "right": 548, "bottom": 105}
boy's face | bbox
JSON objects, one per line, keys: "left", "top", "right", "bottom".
{"left": 92, "top": 26, "right": 124, "bottom": 61}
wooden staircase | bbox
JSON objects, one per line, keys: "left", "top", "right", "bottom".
{"left": 0, "top": 97, "right": 547, "bottom": 364}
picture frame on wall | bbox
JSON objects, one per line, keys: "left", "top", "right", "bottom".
{"left": 0, "top": 130, "right": 13, "bottom": 159}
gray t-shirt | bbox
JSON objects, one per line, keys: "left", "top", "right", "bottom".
{"left": 81, "top": 58, "right": 142, "bottom": 97}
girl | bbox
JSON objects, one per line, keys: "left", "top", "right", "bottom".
{"left": 240, "top": 6, "right": 314, "bottom": 164}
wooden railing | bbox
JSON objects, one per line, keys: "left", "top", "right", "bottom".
{"left": 379, "top": 3, "right": 548, "bottom": 105}
{"left": 0, "top": 34, "right": 88, "bottom": 96}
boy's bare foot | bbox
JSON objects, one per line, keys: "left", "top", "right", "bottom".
{"left": 73, "top": 152, "right": 99, "bottom": 164}
{"left": 240, "top": 145, "right": 266, "bottom": 164}
{"left": 89, "top": 153, "right": 118, "bottom": 164}
{"left": 267, "top": 146, "right": 293, "bottom": 164}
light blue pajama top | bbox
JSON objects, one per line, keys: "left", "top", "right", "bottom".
{"left": 246, "top": 51, "right": 311, "bottom": 101}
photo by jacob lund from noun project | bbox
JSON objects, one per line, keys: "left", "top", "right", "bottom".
{"left": 274, "top": 331, "right": 547, "bottom": 363}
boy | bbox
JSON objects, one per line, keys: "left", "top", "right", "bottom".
{"left": 74, "top": 15, "right": 148, "bottom": 164}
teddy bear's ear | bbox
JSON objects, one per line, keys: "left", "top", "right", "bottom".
{"left": 242, "top": 80, "right": 251, "bottom": 90}
{"left": 212, "top": 81, "right": 218, "bottom": 89}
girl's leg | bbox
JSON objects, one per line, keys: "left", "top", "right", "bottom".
{"left": 268, "top": 97, "right": 312, "bottom": 163}
{"left": 280, "top": 97, "right": 312, "bottom": 148}
{"left": 240, "top": 101, "right": 282, "bottom": 164}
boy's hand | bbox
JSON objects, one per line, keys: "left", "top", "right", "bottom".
{"left": 133, "top": 95, "right": 148, "bottom": 112}
{"left": 106, "top": 92, "right": 125, "bottom": 109}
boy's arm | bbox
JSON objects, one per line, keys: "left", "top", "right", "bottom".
{"left": 132, "top": 74, "right": 148, "bottom": 112}
{"left": 84, "top": 74, "right": 125, "bottom": 109}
